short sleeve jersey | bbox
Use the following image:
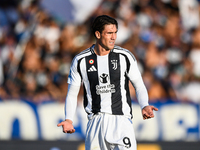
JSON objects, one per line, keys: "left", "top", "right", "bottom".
{"left": 68, "top": 45, "right": 144, "bottom": 118}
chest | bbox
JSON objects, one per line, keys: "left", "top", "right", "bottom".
{"left": 80, "top": 53, "right": 127, "bottom": 84}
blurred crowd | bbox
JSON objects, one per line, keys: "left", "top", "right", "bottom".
{"left": 1, "top": 0, "right": 200, "bottom": 104}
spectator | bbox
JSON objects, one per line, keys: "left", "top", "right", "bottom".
{"left": 1, "top": 0, "right": 200, "bottom": 104}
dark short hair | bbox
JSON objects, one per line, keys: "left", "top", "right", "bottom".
{"left": 91, "top": 15, "right": 118, "bottom": 37}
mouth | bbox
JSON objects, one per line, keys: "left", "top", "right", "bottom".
{"left": 109, "top": 41, "right": 115, "bottom": 45}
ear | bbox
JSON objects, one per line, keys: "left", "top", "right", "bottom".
{"left": 95, "top": 31, "right": 101, "bottom": 39}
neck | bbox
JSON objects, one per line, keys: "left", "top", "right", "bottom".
{"left": 94, "top": 43, "right": 111, "bottom": 56}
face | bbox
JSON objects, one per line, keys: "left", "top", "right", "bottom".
{"left": 96, "top": 24, "right": 117, "bottom": 51}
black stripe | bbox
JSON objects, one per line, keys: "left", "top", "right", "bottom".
{"left": 77, "top": 58, "right": 83, "bottom": 79}
{"left": 121, "top": 53, "right": 132, "bottom": 117}
{"left": 85, "top": 54, "right": 100, "bottom": 114}
{"left": 77, "top": 58, "right": 90, "bottom": 113}
{"left": 126, "top": 50, "right": 136, "bottom": 61}
{"left": 125, "top": 73, "right": 132, "bottom": 118}
{"left": 109, "top": 52, "right": 123, "bottom": 115}
{"left": 116, "top": 52, "right": 131, "bottom": 74}
{"left": 124, "top": 54, "right": 131, "bottom": 74}
{"left": 83, "top": 84, "right": 89, "bottom": 114}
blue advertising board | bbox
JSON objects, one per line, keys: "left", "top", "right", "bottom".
{"left": 0, "top": 100, "right": 199, "bottom": 141}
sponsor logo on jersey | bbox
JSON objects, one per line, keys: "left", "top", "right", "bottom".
{"left": 99, "top": 73, "right": 108, "bottom": 83}
{"left": 96, "top": 74, "right": 116, "bottom": 95}
{"left": 96, "top": 84, "right": 115, "bottom": 95}
{"left": 88, "top": 65, "right": 97, "bottom": 72}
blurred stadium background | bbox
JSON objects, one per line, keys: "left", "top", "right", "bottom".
{"left": 0, "top": 0, "right": 200, "bottom": 150}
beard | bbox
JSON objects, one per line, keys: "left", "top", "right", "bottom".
{"left": 99, "top": 41, "right": 114, "bottom": 51}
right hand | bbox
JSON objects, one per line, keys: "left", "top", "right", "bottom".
{"left": 57, "top": 119, "right": 75, "bottom": 134}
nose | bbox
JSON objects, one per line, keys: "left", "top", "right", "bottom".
{"left": 111, "top": 32, "right": 117, "bottom": 40}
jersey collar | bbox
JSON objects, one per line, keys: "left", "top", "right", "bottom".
{"left": 90, "top": 44, "right": 114, "bottom": 54}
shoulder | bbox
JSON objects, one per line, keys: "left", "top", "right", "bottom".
{"left": 75, "top": 47, "right": 93, "bottom": 60}
{"left": 71, "top": 46, "right": 93, "bottom": 64}
{"left": 113, "top": 45, "right": 136, "bottom": 61}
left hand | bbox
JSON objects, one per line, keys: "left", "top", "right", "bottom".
{"left": 142, "top": 105, "right": 158, "bottom": 120}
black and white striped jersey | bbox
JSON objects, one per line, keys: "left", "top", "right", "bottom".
{"left": 67, "top": 45, "right": 149, "bottom": 118}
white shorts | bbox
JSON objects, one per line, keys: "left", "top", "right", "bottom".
{"left": 85, "top": 113, "right": 137, "bottom": 150}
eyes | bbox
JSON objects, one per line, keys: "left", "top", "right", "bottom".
{"left": 101, "top": 29, "right": 118, "bottom": 38}
{"left": 107, "top": 31, "right": 117, "bottom": 35}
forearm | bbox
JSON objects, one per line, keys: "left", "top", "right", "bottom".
{"left": 135, "top": 86, "right": 149, "bottom": 109}
{"left": 132, "top": 77, "right": 149, "bottom": 109}
{"left": 65, "top": 84, "right": 80, "bottom": 121}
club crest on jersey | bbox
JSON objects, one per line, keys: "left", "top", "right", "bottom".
{"left": 99, "top": 73, "right": 108, "bottom": 83}
{"left": 89, "top": 59, "right": 94, "bottom": 64}
{"left": 111, "top": 60, "right": 118, "bottom": 70}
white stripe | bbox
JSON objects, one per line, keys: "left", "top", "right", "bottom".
{"left": 97, "top": 55, "right": 112, "bottom": 114}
